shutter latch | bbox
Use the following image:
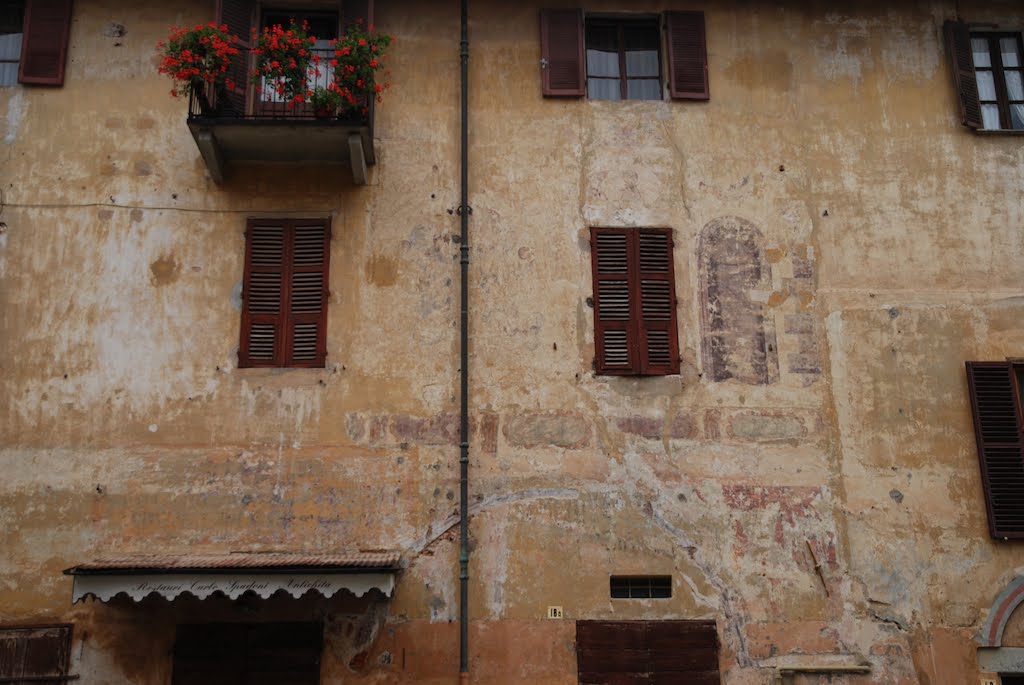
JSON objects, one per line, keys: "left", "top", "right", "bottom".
{"left": 540, "top": 58, "right": 549, "bottom": 69}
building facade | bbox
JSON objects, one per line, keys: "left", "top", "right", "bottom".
{"left": 2, "top": 0, "right": 1024, "bottom": 683}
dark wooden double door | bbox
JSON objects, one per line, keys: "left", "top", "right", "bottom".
{"left": 577, "top": 620, "right": 720, "bottom": 684}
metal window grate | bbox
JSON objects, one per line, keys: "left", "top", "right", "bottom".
{"left": 610, "top": 575, "right": 672, "bottom": 599}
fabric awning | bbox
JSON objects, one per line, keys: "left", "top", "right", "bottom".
{"left": 64, "top": 552, "right": 400, "bottom": 603}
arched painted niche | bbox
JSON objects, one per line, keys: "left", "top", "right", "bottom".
{"left": 698, "top": 216, "right": 779, "bottom": 385}
{"left": 977, "top": 576, "right": 1024, "bottom": 675}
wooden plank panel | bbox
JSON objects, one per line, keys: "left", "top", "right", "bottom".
{"left": 577, "top": 621, "right": 646, "bottom": 650}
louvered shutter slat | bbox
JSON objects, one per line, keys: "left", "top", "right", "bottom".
{"left": 540, "top": 9, "right": 585, "bottom": 97}
{"left": 241, "top": 223, "right": 285, "bottom": 367}
{"left": 18, "top": 0, "right": 73, "bottom": 86}
{"left": 666, "top": 11, "right": 709, "bottom": 100}
{"left": 638, "top": 229, "right": 679, "bottom": 374}
{"left": 592, "top": 229, "right": 636, "bottom": 373}
{"left": 216, "top": 0, "right": 254, "bottom": 115}
{"left": 285, "top": 222, "right": 330, "bottom": 367}
{"left": 944, "top": 20, "right": 982, "bottom": 129}
{"left": 966, "top": 362, "right": 1024, "bottom": 538}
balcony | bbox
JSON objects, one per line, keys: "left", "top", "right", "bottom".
{"left": 186, "top": 48, "right": 375, "bottom": 185}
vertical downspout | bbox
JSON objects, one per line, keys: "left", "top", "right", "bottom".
{"left": 458, "top": 0, "right": 471, "bottom": 683}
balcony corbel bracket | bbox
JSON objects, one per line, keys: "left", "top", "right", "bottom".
{"left": 349, "top": 133, "right": 368, "bottom": 185}
{"left": 193, "top": 129, "right": 227, "bottom": 183}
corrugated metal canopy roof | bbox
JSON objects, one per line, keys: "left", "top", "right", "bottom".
{"left": 64, "top": 552, "right": 401, "bottom": 575}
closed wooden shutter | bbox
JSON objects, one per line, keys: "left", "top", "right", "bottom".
{"left": 943, "top": 20, "right": 982, "bottom": 129}
{"left": 540, "top": 9, "right": 585, "bottom": 97}
{"left": 342, "top": 0, "right": 374, "bottom": 31}
{"left": 216, "top": 0, "right": 253, "bottom": 115}
{"left": 0, "top": 625, "right": 73, "bottom": 682}
{"left": 240, "top": 219, "right": 330, "bottom": 368}
{"left": 285, "top": 221, "right": 331, "bottom": 367}
{"left": 592, "top": 228, "right": 637, "bottom": 374}
{"left": 638, "top": 229, "right": 679, "bottom": 375}
{"left": 591, "top": 228, "right": 679, "bottom": 376}
{"left": 665, "top": 11, "right": 709, "bottom": 100}
{"left": 577, "top": 620, "right": 719, "bottom": 684}
{"left": 966, "top": 362, "right": 1024, "bottom": 538}
{"left": 18, "top": 0, "right": 73, "bottom": 86}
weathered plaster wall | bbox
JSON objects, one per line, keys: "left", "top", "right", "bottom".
{"left": 2, "top": 0, "right": 1024, "bottom": 683}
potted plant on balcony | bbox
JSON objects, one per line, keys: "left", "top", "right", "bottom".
{"left": 308, "top": 84, "right": 345, "bottom": 119}
{"left": 253, "top": 19, "right": 318, "bottom": 108}
{"left": 157, "top": 23, "right": 240, "bottom": 115}
{"left": 329, "top": 21, "right": 393, "bottom": 121}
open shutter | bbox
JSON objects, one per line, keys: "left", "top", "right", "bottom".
{"left": 342, "top": 0, "right": 374, "bottom": 31}
{"left": 540, "top": 9, "right": 585, "bottom": 97}
{"left": 966, "top": 362, "right": 1024, "bottom": 538}
{"left": 943, "top": 20, "right": 982, "bottom": 129}
{"left": 637, "top": 228, "right": 679, "bottom": 375}
{"left": 592, "top": 228, "right": 637, "bottom": 374}
{"left": 0, "top": 626, "right": 72, "bottom": 681}
{"left": 18, "top": 0, "right": 73, "bottom": 86}
{"left": 240, "top": 221, "right": 287, "bottom": 368}
{"left": 216, "top": 0, "right": 253, "bottom": 115}
{"left": 665, "top": 11, "right": 709, "bottom": 100}
{"left": 285, "top": 220, "right": 331, "bottom": 367}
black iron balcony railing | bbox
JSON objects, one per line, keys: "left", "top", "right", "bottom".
{"left": 186, "top": 47, "right": 373, "bottom": 126}
{"left": 184, "top": 47, "right": 377, "bottom": 184}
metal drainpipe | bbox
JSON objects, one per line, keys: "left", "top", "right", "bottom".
{"left": 458, "top": 0, "right": 471, "bottom": 683}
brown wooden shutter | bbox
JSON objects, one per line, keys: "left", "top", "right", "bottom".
{"left": 342, "top": 0, "right": 374, "bottom": 31}
{"left": 592, "top": 228, "right": 637, "bottom": 374}
{"left": 240, "top": 219, "right": 330, "bottom": 369}
{"left": 0, "top": 625, "right": 73, "bottom": 681}
{"left": 577, "top": 620, "right": 719, "bottom": 684}
{"left": 966, "top": 361, "right": 1024, "bottom": 538}
{"left": 216, "top": 0, "right": 254, "bottom": 115}
{"left": 665, "top": 11, "right": 709, "bottom": 100}
{"left": 240, "top": 220, "right": 286, "bottom": 368}
{"left": 285, "top": 221, "right": 331, "bottom": 367}
{"left": 540, "top": 9, "right": 585, "bottom": 97}
{"left": 637, "top": 228, "right": 679, "bottom": 375}
{"left": 943, "top": 20, "right": 982, "bottom": 129}
{"left": 18, "top": 0, "right": 73, "bottom": 86}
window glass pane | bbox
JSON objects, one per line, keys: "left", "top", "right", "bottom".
{"left": 0, "top": 31, "right": 20, "bottom": 61}
{"left": 627, "top": 79, "right": 661, "bottom": 100}
{"left": 981, "top": 103, "right": 1001, "bottom": 129}
{"left": 623, "top": 25, "right": 658, "bottom": 51}
{"left": 972, "top": 37, "right": 992, "bottom": 67}
{"left": 1006, "top": 70, "right": 1023, "bottom": 100}
{"left": 0, "top": 2, "right": 23, "bottom": 35}
{"left": 586, "top": 24, "right": 617, "bottom": 51}
{"left": 1001, "top": 37, "right": 1021, "bottom": 67}
{"left": 0, "top": 61, "right": 16, "bottom": 86}
{"left": 587, "top": 48, "right": 619, "bottom": 78}
{"left": 588, "top": 78, "right": 620, "bottom": 100}
{"left": 977, "top": 70, "right": 997, "bottom": 100}
{"left": 1011, "top": 104, "right": 1024, "bottom": 130}
{"left": 625, "top": 49, "right": 659, "bottom": 77}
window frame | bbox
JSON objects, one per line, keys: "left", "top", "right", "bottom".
{"left": 0, "top": 1, "right": 23, "bottom": 87}
{"left": 970, "top": 30, "right": 1024, "bottom": 131}
{"left": 239, "top": 217, "right": 331, "bottom": 369}
{"left": 539, "top": 9, "right": 708, "bottom": 101}
{"left": 584, "top": 14, "right": 663, "bottom": 101}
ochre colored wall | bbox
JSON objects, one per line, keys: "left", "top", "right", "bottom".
{"left": 2, "top": 0, "right": 1024, "bottom": 683}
